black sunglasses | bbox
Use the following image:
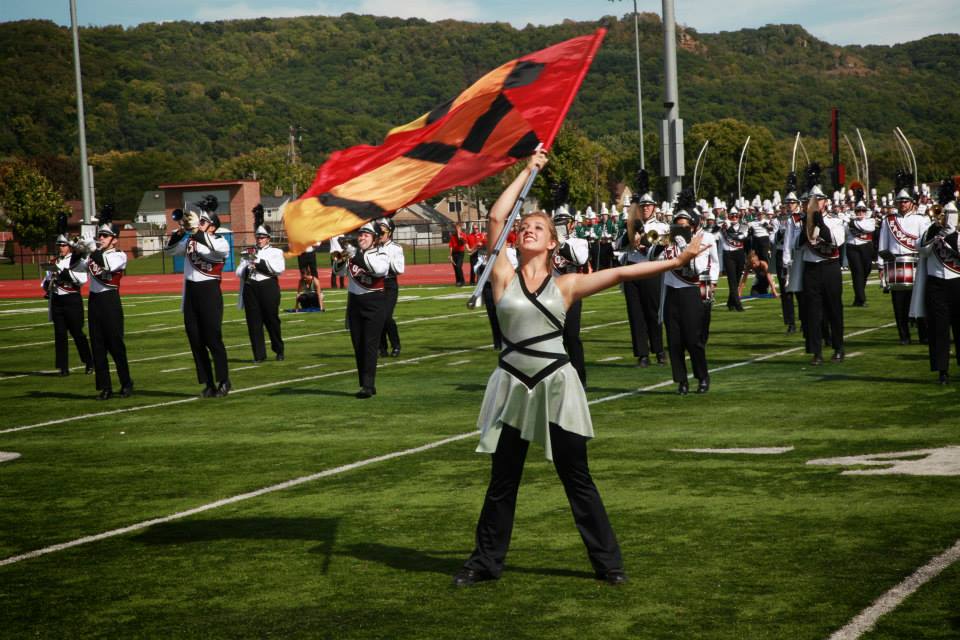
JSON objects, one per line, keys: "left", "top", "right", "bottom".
{"left": 97, "top": 233, "right": 113, "bottom": 238}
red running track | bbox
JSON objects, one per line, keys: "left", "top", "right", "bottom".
{"left": 0, "top": 264, "right": 465, "bottom": 299}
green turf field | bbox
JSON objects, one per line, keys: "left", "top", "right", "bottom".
{"left": 0, "top": 276, "right": 957, "bottom": 639}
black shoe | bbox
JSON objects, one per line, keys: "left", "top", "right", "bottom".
{"left": 831, "top": 350, "right": 845, "bottom": 362}
{"left": 810, "top": 354, "right": 823, "bottom": 366}
{"left": 216, "top": 380, "right": 232, "bottom": 397}
{"left": 597, "top": 569, "right": 628, "bottom": 586}
{"left": 919, "top": 337, "right": 928, "bottom": 345}
{"left": 97, "top": 389, "right": 112, "bottom": 401}
{"left": 637, "top": 355, "right": 650, "bottom": 368}
{"left": 939, "top": 371, "right": 949, "bottom": 385}
{"left": 391, "top": 347, "right": 401, "bottom": 357}
{"left": 678, "top": 381, "right": 689, "bottom": 396}
{"left": 786, "top": 324, "right": 797, "bottom": 335}
{"left": 59, "top": 368, "right": 69, "bottom": 377}
{"left": 899, "top": 338, "right": 911, "bottom": 346}
{"left": 119, "top": 384, "right": 133, "bottom": 398}
{"left": 275, "top": 352, "right": 284, "bottom": 361}
{"left": 452, "top": 568, "right": 497, "bottom": 587}
{"left": 201, "top": 385, "right": 217, "bottom": 398}
{"left": 378, "top": 348, "right": 388, "bottom": 357}
{"left": 697, "top": 377, "right": 710, "bottom": 394}
{"left": 355, "top": 386, "right": 376, "bottom": 399}
{"left": 85, "top": 363, "right": 94, "bottom": 374}
{"left": 735, "top": 305, "right": 745, "bottom": 312}
{"left": 656, "top": 352, "right": 667, "bottom": 366}
{"left": 253, "top": 357, "right": 266, "bottom": 364}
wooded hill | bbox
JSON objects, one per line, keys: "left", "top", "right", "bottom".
{"left": 1, "top": 13, "right": 957, "bottom": 209}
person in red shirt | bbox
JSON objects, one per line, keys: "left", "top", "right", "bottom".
{"left": 467, "top": 223, "right": 484, "bottom": 285}
{"left": 449, "top": 222, "right": 468, "bottom": 286}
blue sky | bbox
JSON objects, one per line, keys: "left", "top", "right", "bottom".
{"left": 1, "top": 0, "right": 957, "bottom": 46}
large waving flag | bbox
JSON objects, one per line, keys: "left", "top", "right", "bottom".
{"left": 284, "top": 28, "right": 606, "bottom": 254}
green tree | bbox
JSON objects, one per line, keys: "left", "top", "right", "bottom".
{"left": 0, "top": 161, "right": 69, "bottom": 249}
{"left": 213, "top": 145, "right": 314, "bottom": 197}
{"left": 533, "top": 124, "right": 614, "bottom": 213}
{"left": 91, "top": 150, "right": 196, "bottom": 217}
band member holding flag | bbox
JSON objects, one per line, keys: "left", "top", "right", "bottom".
{"left": 453, "top": 150, "right": 704, "bottom": 587}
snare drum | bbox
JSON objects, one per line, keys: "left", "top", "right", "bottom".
{"left": 882, "top": 255, "right": 918, "bottom": 291}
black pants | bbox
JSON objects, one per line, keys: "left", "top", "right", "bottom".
{"left": 451, "top": 251, "right": 465, "bottom": 285}
{"left": 379, "top": 279, "right": 401, "bottom": 352}
{"left": 925, "top": 275, "right": 960, "bottom": 373}
{"left": 51, "top": 292, "right": 92, "bottom": 372}
{"left": 701, "top": 299, "right": 714, "bottom": 345}
{"left": 723, "top": 249, "right": 745, "bottom": 309}
{"left": 622, "top": 276, "right": 663, "bottom": 357}
{"left": 803, "top": 260, "right": 844, "bottom": 355}
{"left": 330, "top": 257, "right": 344, "bottom": 289}
{"left": 184, "top": 280, "right": 229, "bottom": 386}
{"left": 464, "top": 423, "right": 623, "bottom": 578}
{"left": 775, "top": 250, "right": 795, "bottom": 327}
{"left": 891, "top": 289, "right": 927, "bottom": 343}
{"left": 564, "top": 299, "right": 586, "bottom": 386}
{"left": 469, "top": 252, "right": 479, "bottom": 285}
{"left": 752, "top": 237, "right": 771, "bottom": 294}
{"left": 482, "top": 281, "right": 503, "bottom": 350}
{"left": 347, "top": 291, "right": 388, "bottom": 389}
{"left": 243, "top": 278, "right": 283, "bottom": 360}
{"left": 88, "top": 290, "right": 132, "bottom": 391}
{"left": 846, "top": 243, "right": 874, "bottom": 306}
{"left": 297, "top": 251, "right": 317, "bottom": 277}
{"left": 664, "top": 286, "right": 708, "bottom": 383}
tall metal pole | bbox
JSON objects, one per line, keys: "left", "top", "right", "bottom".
{"left": 660, "top": 0, "right": 684, "bottom": 201}
{"left": 633, "top": 0, "right": 645, "bottom": 169}
{"left": 70, "top": 0, "right": 92, "bottom": 224}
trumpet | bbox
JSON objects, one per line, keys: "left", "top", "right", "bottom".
{"left": 640, "top": 229, "right": 670, "bottom": 248}
{"left": 926, "top": 204, "right": 945, "bottom": 226}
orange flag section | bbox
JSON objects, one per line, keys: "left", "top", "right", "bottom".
{"left": 284, "top": 28, "right": 606, "bottom": 255}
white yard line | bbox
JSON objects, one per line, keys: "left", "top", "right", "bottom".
{"left": 298, "top": 363, "right": 325, "bottom": 370}
{"left": 598, "top": 356, "right": 623, "bottom": 362}
{"left": 828, "top": 539, "right": 960, "bottom": 640}
{"left": 159, "top": 367, "right": 190, "bottom": 374}
{"left": 232, "top": 365, "right": 260, "bottom": 372}
{"left": 447, "top": 359, "right": 471, "bottom": 366}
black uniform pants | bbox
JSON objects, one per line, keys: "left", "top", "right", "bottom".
{"left": 88, "top": 290, "right": 132, "bottom": 391}
{"left": 723, "top": 249, "right": 745, "bottom": 309}
{"left": 347, "top": 291, "right": 388, "bottom": 389}
{"left": 891, "top": 289, "right": 927, "bottom": 343}
{"left": 379, "top": 279, "right": 401, "bottom": 352}
{"left": 925, "top": 275, "right": 960, "bottom": 373}
{"left": 564, "top": 299, "right": 586, "bottom": 386}
{"left": 184, "top": 280, "right": 229, "bottom": 386}
{"left": 297, "top": 251, "right": 317, "bottom": 278}
{"left": 482, "top": 281, "right": 503, "bottom": 350}
{"left": 846, "top": 243, "right": 874, "bottom": 306}
{"left": 622, "top": 275, "right": 663, "bottom": 357}
{"left": 752, "top": 237, "right": 771, "bottom": 294}
{"left": 451, "top": 251, "right": 465, "bottom": 285}
{"left": 330, "top": 256, "right": 345, "bottom": 289}
{"left": 664, "top": 286, "right": 708, "bottom": 383}
{"left": 775, "top": 249, "right": 795, "bottom": 326}
{"left": 51, "top": 292, "right": 92, "bottom": 372}
{"left": 464, "top": 423, "right": 623, "bottom": 578}
{"left": 243, "top": 278, "right": 283, "bottom": 360}
{"left": 803, "top": 260, "right": 844, "bottom": 355}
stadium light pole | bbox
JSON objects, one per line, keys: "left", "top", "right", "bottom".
{"left": 70, "top": 0, "right": 92, "bottom": 224}
{"left": 632, "top": 0, "right": 645, "bottom": 170}
{"left": 660, "top": 0, "right": 684, "bottom": 201}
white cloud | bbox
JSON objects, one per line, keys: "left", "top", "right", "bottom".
{"left": 358, "top": 0, "right": 479, "bottom": 22}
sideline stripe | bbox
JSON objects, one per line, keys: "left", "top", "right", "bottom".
{"left": 0, "top": 320, "right": 892, "bottom": 569}
{"left": 828, "top": 538, "right": 960, "bottom": 640}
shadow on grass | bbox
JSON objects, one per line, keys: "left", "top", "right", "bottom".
{"left": 134, "top": 517, "right": 339, "bottom": 573}
{"left": 339, "top": 542, "right": 595, "bottom": 580}
{"left": 270, "top": 388, "right": 357, "bottom": 397}
{"left": 807, "top": 373, "right": 933, "bottom": 385}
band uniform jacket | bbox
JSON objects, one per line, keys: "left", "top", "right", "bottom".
{"left": 236, "top": 243, "right": 286, "bottom": 310}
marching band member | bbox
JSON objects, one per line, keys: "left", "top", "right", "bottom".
{"left": 659, "top": 189, "right": 716, "bottom": 394}
{"left": 165, "top": 198, "right": 231, "bottom": 398}
{"left": 237, "top": 224, "right": 286, "bottom": 363}
{"left": 879, "top": 171, "right": 930, "bottom": 345}
{"left": 746, "top": 202, "right": 774, "bottom": 294}
{"left": 43, "top": 228, "right": 93, "bottom": 377}
{"left": 453, "top": 150, "right": 703, "bottom": 588}
{"left": 620, "top": 173, "right": 669, "bottom": 367}
{"left": 85, "top": 219, "right": 133, "bottom": 399}
{"left": 377, "top": 218, "right": 405, "bottom": 358}
{"left": 346, "top": 223, "right": 390, "bottom": 398}
{"left": 916, "top": 180, "right": 960, "bottom": 385}
{"left": 845, "top": 198, "right": 876, "bottom": 307}
{"left": 328, "top": 234, "right": 346, "bottom": 289}
{"left": 551, "top": 205, "right": 589, "bottom": 384}
{"left": 719, "top": 206, "right": 747, "bottom": 311}
{"left": 800, "top": 168, "right": 846, "bottom": 365}
{"left": 775, "top": 185, "right": 801, "bottom": 334}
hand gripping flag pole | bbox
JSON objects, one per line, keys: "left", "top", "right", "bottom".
{"left": 466, "top": 29, "right": 606, "bottom": 309}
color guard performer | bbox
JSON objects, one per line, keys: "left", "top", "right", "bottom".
{"left": 619, "top": 171, "right": 668, "bottom": 367}
{"left": 346, "top": 223, "right": 390, "bottom": 398}
{"left": 43, "top": 227, "right": 94, "bottom": 377}
{"left": 377, "top": 218, "right": 404, "bottom": 358}
{"left": 551, "top": 205, "right": 589, "bottom": 384}
{"left": 85, "top": 219, "right": 133, "bottom": 399}
{"left": 659, "top": 189, "right": 717, "bottom": 394}
{"left": 719, "top": 206, "right": 747, "bottom": 311}
{"left": 165, "top": 199, "right": 231, "bottom": 397}
{"left": 879, "top": 171, "right": 930, "bottom": 345}
{"left": 845, "top": 197, "right": 876, "bottom": 307}
{"left": 237, "top": 223, "right": 286, "bottom": 362}
{"left": 915, "top": 180, "right": 960, "bottom": 384}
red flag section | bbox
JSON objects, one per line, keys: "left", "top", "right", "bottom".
{"left": 284, "top": 28, "right": 606, "bottom": 254}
